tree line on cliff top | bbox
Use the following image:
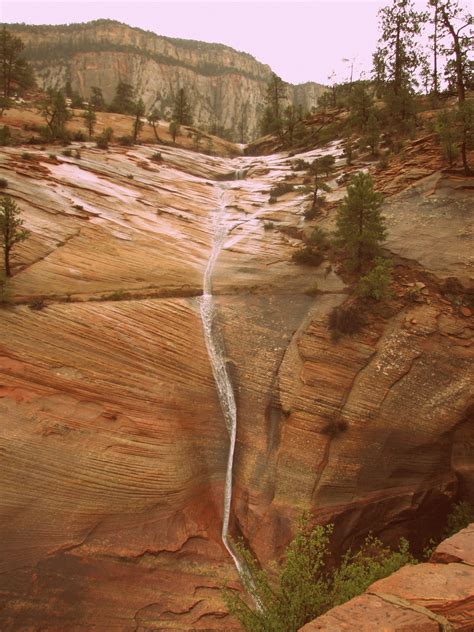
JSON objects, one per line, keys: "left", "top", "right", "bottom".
{"left": 260, "top": 0, "right": 472, "bottom": 173}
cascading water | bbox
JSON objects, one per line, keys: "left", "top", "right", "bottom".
{"left": 199, "top": 189, "right": 245, "bottom": 578}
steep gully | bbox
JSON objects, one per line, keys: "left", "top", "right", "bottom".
{"left": 199, "top": 170, "right": 255, "bottom": 594}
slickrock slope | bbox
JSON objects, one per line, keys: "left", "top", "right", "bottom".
{"left": 300, "top": 524, "right": 474, "bottom": 631}
{"left": 5, "top": 20, "right": 326, "bottom": 141}
{"left": 0, "top": 135, "right": 472, "bottom": 630}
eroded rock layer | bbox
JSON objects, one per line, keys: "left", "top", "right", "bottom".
{"left": 0, "top": 138, "right": 472, "bottom": 630}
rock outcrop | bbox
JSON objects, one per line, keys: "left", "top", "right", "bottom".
{"left": 5, "top": 19, "right": 326, "bottom": 141}
{"left": 300, "top": 524, "right": 474, "bottom": 631}
{"left": 0, "top": 129, "right": 472, "bottom": 630}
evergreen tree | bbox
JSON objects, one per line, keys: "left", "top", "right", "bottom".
{"left": 169, "top": 120, "right": 180, "bottom": 144}
{"left": 435, "top": 108, "right": 459, "bottom": 166}
{"left": 335, "top": 172, "right": 386, "bottom": 271}
{"left": 39, "top": 89, "right": 71, "bottom": 139}
{"left": 436, "top": 0, "right": 473, "bottom": 173}
{"left": 90, "top": 86, "right": 105, "bottom": 111}
{"left": 109, "top": 81, "right": 135, "bottom": 115}
{"left": 82, "top": 102, "right": 96, "bottom": 138}
{"left": 0, "top": 195, "right": 30, "bottom": 277}
{"left": 0, "top": 27, "right": 35, "bottom": 113}
{"left": 132, "top": 98, "right": 145, "bottom": 142}
{"left": 364, "top": 111, "right": 381, "bottom": 156}
{"left": 147, "top": 108, "right": 162, "bottom": 142}
{"left": 262, "top": 72, "right": 287, "bottom": 139}
{"left": 373, "top": 0, "right": 427, "bottom": 125}
{"left": 172, "top": 88, "right": 192, "bottom": 126}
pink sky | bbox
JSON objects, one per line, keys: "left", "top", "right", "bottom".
{"left": 2, "top": 1, "right": 431, "bottom": 85}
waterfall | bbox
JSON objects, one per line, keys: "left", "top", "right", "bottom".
{"left": 199, "top": 193, "right": 245, "bottom": 578}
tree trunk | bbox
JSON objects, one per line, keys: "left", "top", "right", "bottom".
{"left": 441, "top": 9, "right": 466, "bottom": 103}
{"left": 4, "top": 245, "right": 10, "bottom": 277}
{"left": 152, "top": 123, "right": 162, "bottom": 143}
{"left": 394, "top": 19, "right": 402, "bottom": 96}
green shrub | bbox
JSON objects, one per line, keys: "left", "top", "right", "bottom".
{"left": 72, "top": 130, "right": 86, "bottom": 142}
{"left": 62, "top": 149, "right": 73, "bottom": 157}
{"left": 356, "top": 258, "right": 392, "bottom": 301}
{"left": 0, "top": 178, "right": 8, "bottom": 189}
{"left": 269, "top": 182, "right": 295, "bottom": 198}
{"left": 308, "top": 227, "right": 329, "bottom": 249}
{"left": 328, "top": 303, "right": 365, "bottom": 337}
{"left": 292, "top": 158, "right": 311, "bottom": 171}
{"left": 0, "top": 125, "right": 12, "bottom": 146}
{"left": 263, "top": 221, "right": 275, "bottom": 230}
{"left": 444, "top": 501, "right": 474, "bottom": 538}
{"left": 96, "top": 135, "right": 109, "bottom": 149}
{"left": 21, "top": 152, "right": 33, "bottom": 161}
{"left": 118, "top": 135, "right": 134, "bottom": 146}
{"left": 223, "top": 517, "right": 414, "bottom": 632}
{"left": 292, "top": 246, "right": 324, "bottom": 266}
{"left": 151, "top": 151, "right": 162, "bottom": 162}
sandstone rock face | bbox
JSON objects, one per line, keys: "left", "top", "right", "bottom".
{"left": 0, "top": 137, "right": 472, "bottom": 630}
{"left": 300, "top": 524, "right": 474, "bottom": 631}
{"left": 7, "top": 20, "right": 326, "bottom": 141}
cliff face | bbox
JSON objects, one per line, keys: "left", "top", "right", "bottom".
{"left": 5, "top": 20, "right": 326, "bottom": 141}
{"left": 0, "top": 106, "right": 472, "bottom": 629}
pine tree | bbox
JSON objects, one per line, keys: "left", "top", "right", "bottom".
{"left": 373, "top": 0, "right": 427, "bottom": 126}
{"left": 172, "top": 88, "right": 192, "bottom": 126}
{"left": 335, "top": 172, "right": 386, "bottom": 271}
{"left": 0, "top": 195, "right": 30, "bottom": 277}
{"left": 90, "top": 86, "right": 105, "bottom": 111}
{"left": 435, "top": 109, "right": 459, "bottom": 166}
{"left": 262, "top": 73, "right": 287, "bottom": 139}
{"left": 109, "top": 81, "right": 135, "bottom": 115}
{"left": 132, "top": 98, "right": 145, "bottom": 142}
{"left": 82, "top": 102, "right": 96, "bottom": 138}
{"left": 147, "top": 108, "right": 162, "bottom": 142}
{"left": 436, "top": 0, "right": 473, "bottom": 174}
{"left": 0, "top": 27, "right": 35, "bottom": 114}
{"left": 39, "top": 89, "right": 71, "bottom": 139}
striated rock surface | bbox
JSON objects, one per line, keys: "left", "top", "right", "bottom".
{"left": 0, "top": 134, "right": 472, "bottom": 630}
{"left": 5, "top": 19, "right": 326, "bottom": 141}
{"left": 300, "top": 524, "right": 474, "bottom": 631}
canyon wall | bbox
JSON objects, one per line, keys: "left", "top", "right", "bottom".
{"left": 5, "top": 20, "right": 326, "bottom": 141}
{"left": 0, "top": 106, "right": 472, "bottom": 629}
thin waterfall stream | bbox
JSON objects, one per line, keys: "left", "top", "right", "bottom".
{"left": 199, "top": 184, "right": 245, "bottom": 578}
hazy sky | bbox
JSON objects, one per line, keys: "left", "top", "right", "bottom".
{"left": 2, "top": 0, "right": 430, "bottom": 85}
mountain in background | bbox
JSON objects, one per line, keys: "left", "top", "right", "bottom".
{"left": 5, "top": 19, "right": 326, "bottom": 141}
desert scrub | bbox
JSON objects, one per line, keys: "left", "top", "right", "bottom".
{"left": 269, "top": 182, "right": 295, "bottom": 198}
{"left": 223, "top": 516, "right": 415, "bottom": 632}
{"left": 292, "top": 246, "right": 324, "bottom": 266}
{"left": 328, "top": 303, "right": 365, "bottom": 339}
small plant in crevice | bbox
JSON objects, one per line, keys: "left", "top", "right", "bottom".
{"left": 321, "top": 416, "right": 348, "bottom": 436}
{"left": 263, "top": 221, "right": 275, "bottom": 230}
{"left": 328, "top": 303, "right": 365, "bottom": 340}
{"left": 356, "top": 258, "right": 393, "bottom": 301}
{"left": 29, "top": 297, "right": 46, "bottom": 311}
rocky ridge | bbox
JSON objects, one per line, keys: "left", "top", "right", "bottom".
{"left": 5, "top": 20, "right": 326, "bottom": 141}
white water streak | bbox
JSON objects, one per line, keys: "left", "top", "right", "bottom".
{"left": 199, "top": 191, "right": 244, "bottom": 578}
